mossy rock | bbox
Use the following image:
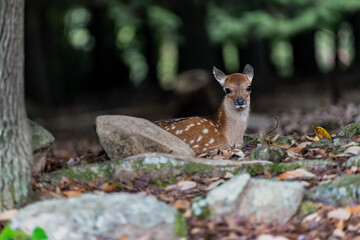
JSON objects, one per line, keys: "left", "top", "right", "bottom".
{"left": 29, "top": 119, "right": 55, "bottom": 151}
{"left": 250, "top": 146, "right": 284, "bottom": 161}
{"left": 342, "top": 155, "right": 360, "bottom": 167}
{"left": 243, "top": 134, "right": 260, "bottom": 145}
{"left": 298, "top": 200, "right": 320, "bottom": 218}
{"left": 337, "top": 121, "right": 360, "bottom": 138}
{"left": 310, "top": 175, "right": 360, "bottom": 206}
{"left": 273, "top": 135, "right": 296, "bottom": 145}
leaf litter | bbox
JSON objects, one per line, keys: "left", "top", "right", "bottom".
{"left": 4, "top": 103, "right": 360, "bottom": 239}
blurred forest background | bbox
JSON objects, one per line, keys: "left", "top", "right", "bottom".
{"left": 25, "top": 0, "right": 360, "bottom": 139}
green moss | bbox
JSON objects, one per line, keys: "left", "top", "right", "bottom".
{"left": 185, "top": 163, "right": 214, "bottom": 173}
{"left": 268, "top": 163, "right": 302, "bottom": 173}
{"left": 191, "top": 197, "right": 211, "bottom": 219}
{"left": 298, "top": 200, "right": 319, "bottom": 218}
{"left": 98, "top": 163, "right": 115, "bottom": 178}
{"left": 174, "top": 212, "right": 187, "bottom": 238}
{"left": 246, "top": 165, "right": 265, "bottom": 176}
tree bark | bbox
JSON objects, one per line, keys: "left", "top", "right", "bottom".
{"left": 0, "top": 0, "right": 33, "bottom": 211}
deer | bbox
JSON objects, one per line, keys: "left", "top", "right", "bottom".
{"left": 154, "top": 65, "right": 254, "bottom": 155}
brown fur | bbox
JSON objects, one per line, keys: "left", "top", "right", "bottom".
{"left": 154, "top": 66, "right": 253, "bottom": 155}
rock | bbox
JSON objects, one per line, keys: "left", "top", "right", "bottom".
{"left": 243, "top": 134, "right": 260, "bottom": 144}
{"left": 39, "top": 153, "right": 272, "bottom": 187}
{"left": 342, "top": 155, "right": 360, "bottom": 167}
{"left": 95, "top": 115, "right": 195, "bottom": 159}
{"left": 250, "top": 146, "right": 284, "bottom": 161}
{"left": 29, "top": 119, "right": 55, "bottom": 174}
{"left": 273, "top": 135, "right": 296, "bottom": 145}
{"left": 343, "top": 146, "right": 360, "bottom": 155}
{"left": 337, "top": 121, "right": 360, "bottom": 138}
{"left": 192, "top": 173, "right": 304, "bottom": 224}
{"left": 310, "top": 175, "right": 360, "bottom": 206}
{"left": 11, "top": 193, "right": 186, "bottom": 240}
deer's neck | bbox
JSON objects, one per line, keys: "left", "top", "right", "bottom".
{"left": 215, "top": 99, "right": 249, "bottom": 146}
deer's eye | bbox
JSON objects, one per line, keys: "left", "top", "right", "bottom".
{"left": 246, "top": 85, "right": 252, "bottom": 92}
{"left": 225, "top": 88, "right": 231, "bottom": 94}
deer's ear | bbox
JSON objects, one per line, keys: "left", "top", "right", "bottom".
{"left": 213, "top": 66, "right": 226, "bottom": 86}
{"left": 243, "top": 64, "right": 254, "bottom": 82}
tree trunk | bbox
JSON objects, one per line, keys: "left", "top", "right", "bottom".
{"left": 0, "top": 0, "right": 33, "bottom": 211}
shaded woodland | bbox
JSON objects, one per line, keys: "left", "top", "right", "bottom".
{"left": 25, "top": 0, "right": 360, "bottom": 119}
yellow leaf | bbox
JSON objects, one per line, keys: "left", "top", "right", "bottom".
{"left": 315, "top": 126, "right": 332, "bottom": 140}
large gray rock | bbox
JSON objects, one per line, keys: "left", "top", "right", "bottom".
{"left": 29, "top": 119, "right": 55, "bottom": 174}
{"left": 11, "top": 193, "right": 186, "bottom": 240}
{"left": 193, "top": 173, "right": 304, "bottom": 224}
{"left": 95, "top": 115, "right": 195, "bottom": 159}
{"left": 310, "top": 175, "right": 360, "bottom": 206}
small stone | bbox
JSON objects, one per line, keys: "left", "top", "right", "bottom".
{"left": 342, "top": 154, "right": 360, "bottom": 167}
{"left": 344, "top": 146, "right": 360, "bottom": 155}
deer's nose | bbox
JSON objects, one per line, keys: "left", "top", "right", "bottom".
{"left": 236, "top": 97, "right": 245, "bottom": 106}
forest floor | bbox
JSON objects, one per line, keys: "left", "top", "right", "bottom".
{"left": 12, "top": 81, "right": 360, "bottom": 239}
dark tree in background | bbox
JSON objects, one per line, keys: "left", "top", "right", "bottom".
{"left": 0, "top": 0, "right": 33, "bottom": 211}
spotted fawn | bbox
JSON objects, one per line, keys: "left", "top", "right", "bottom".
{"left": 154, "top": 65, "right": 254, "bottom": 154}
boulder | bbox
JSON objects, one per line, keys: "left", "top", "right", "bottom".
{"left": 95, "top": 115, "right": 195, "bottom": 159}
{"left": 193, "top": 173, "right": 304, "bottom": 224}
{"left": 29, "top": 119, "right": 55, "bottom": 174}
{"left": 11, "top": 193, "right": 186, "bottom": 240}
{"left": 310, "top": 175, "right": 360, "bottom": 206}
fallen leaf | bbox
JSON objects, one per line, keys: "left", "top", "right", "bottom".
{"left": 223, "top": 172, "right": 234, "bottom": 179}
{"left": 173, "top": 199, "right": 190, "bottom": 210}
{"left": 263, "top": 170, "right": 272, "bottom": 179}
{"left": 0, "top": 209, "right": 18, "bottom": 221}
{"left": 272, "top": 142, "right": 291, "bottom": 149}
{"left": 297, "top": 141, "right": 312, "bottom": 148}
{"left": 206, "top": 179, "right": 224, "bottom": 191}
{"left": 62, "top": 189, "right": 82, "bottom": 198}
{"left": 177, "top": 180, "right": 197, "bottom": 191}
{"left": 278, "top": 168, "right": 315, "bottom": 180}
{"left": 327, "top": 208, "right": 351, "bottom": 221}
{"left": 61, "top": 176, "right": 77, "bottom": 186}
{"left": 315, "top": 126, "right": 332, "bottom": 140}
{"left": 346, "top": 204, "right": 360, "bottom": 214}
{"left": 353, "top": 135, "right": 360, "bottom": 142}
{"left": 289, "top": 147, "right": 303, "bottom": 153}
{"left": 102, "top": 183, "right": 118, "bottom": 192}
{"left": 336, "top": 220, "right": 344, "bottom": 230}
{"left": 344, "top": 146, "right": 360, "bottom": 155}
{"left": 332, "top": 229, "right": 345, "bottom": 239}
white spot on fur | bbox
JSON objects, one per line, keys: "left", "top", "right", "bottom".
{"left": 183, "top": 138, "right": 187, "bottom": 142}
{"left": 171, "top": 125, "right": 175, "bottom": 130}
{"left": 190, "top": 140, "right": 195, "bottom": 144}
{"left": 185, "top": 124, "right": 195, "bottom": 131}
{"left": 175, "top": 130, "right": 183, "bottom": 135}
{"left": 197, "top": 122, "right": 201, "bottom": 125}
{"left": 197, "top": 136, "right": 202, "bottom": 142}
{"left": 210, "top": 122, "right": 215, "bottom": 127}
{"left": 205, "top": 143, "right": 209, "bottom": 147}
{"left": 203, "top": 129, "right": 209, "bottom": 134}
{"left": 193, "top": 145, "right": 199, "bottom": 148}
{"left": 202, "top": 148, "right": 207, "bottom": 151}
{"left": 209, "top": 138, "right": 215, "bottom": 144}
